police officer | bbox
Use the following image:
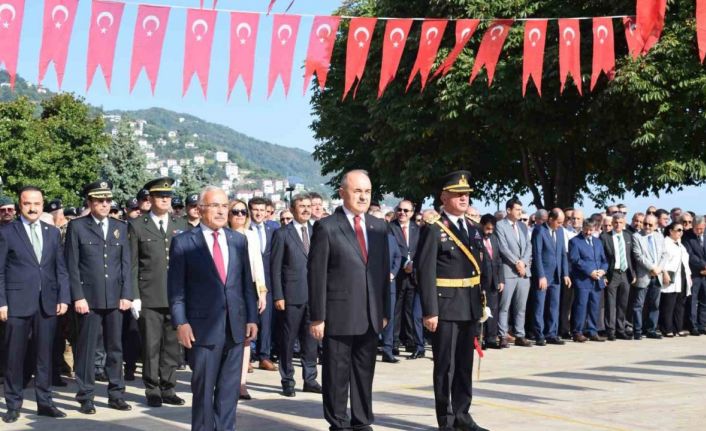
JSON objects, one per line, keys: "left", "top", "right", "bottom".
{"left": 128, "top": 177, "right": 188, "bottom": 407}
{"left": 416, "top": 171, "right": 489, "bottom": 431}
{"left": 124, "top": 198, "right": 141, "bottom": 220}
{"left": 185, "top": 193, "right": 200, "bottom": 229}
{"left": 137, "top": 189, "right": 151, "bottom": 214}
{"left": 64, "top": 181, "right": 133, "bottom": 414}
{"left": 171, "top": 195, "right": 185, "bottom": 218}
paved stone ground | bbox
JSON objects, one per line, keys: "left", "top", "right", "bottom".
{"left": 2, "top": 335, "right": 705, "bottom": 430}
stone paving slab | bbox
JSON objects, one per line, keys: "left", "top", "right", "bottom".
{"left": 2, "top": 336, "right": 705, "bottom": 430}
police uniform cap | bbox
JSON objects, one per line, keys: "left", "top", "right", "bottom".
{"left": 172, "top": 196, "right": 184, "bottom": 208}
{"left": 46, "top": 199, "right": 63, "bottom": 212}
{"left": 137, "top": 189, "right": 150, "bottom": 201}
{"left": 125, "top": 198, "right": 139, "bottom": 210}
{"left": 186, "top": 194, "right": 199, "bottom": 206}
{"left": 63, "top": 207, "right": 78, "bottom": 217}
{"left": 441, "top": 170, "right": 473, "bottom": 193}
{"left": 83, "top": 180, "right": 113, "bottom": 199}
{"left": 110, "top": 201, "right": 120, "bottom": 211}
{"left": 144, "top": 177, "right": 175, "bottom": 197}
{"left": 0, "top": 196, "right": 14, "bottom": 207}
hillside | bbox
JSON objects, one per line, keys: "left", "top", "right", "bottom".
{"left": 0, "top": 71, "right": 326, "bottom": 189}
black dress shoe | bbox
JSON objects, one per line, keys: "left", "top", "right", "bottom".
{"left": 303, "top": 381, "right": 323, "bottom": 394}
{"left": 560, "top": 333, "right": 572, "bottom": 340}
{"left": 239, "top": 391, "right": 252, "bottom": 400}
{"left": 616, "top": 333, "right": 631, "bottom": 340}
{"left": 382, "top": 355, "right": 400, "bottom": 363}
{"left": 108, "top": 398, "right": 132, "bottom": 411}
{"left": 546, "top": 337, "right": 565, "bottom": 345}
{"left": 281, "top": 386, "right": 296, "bottom": 397}
{"left": 407, "top": 351, "right": 426, "bottom": 359}
{"left": 52, "top": 376, "right": 68, "bottom": 387}
{"left": 699, "top": 329, "right": 706, "bottom": 335}
{"left": 589, "top": 335, "right": 606, "bottom": 342}
{"left": 514, "top": 337, "right": 533, "bottom": 347}
{"left": 125, "top": 369, "right": 136, "bottom": 381}
{"left": 3, "top": 409, "right": 19, "bottom": 423}
{"left": 95, "top": 371, "right": 108, "bottom": 382}
{"left": 162, "top": 395, "right": 185, "bottom": 405}
{"left": 79, "top": 401, "right": 96, "bottom": 415}
{"left": 484, "top": 341, "right": 501, "bottom": 349}
{"left": 392, "top": 348, "right": 400, "bottom": 356}
{"left": 690, "top": 329, "right": 701, "bottom": 336}
{"left": 646, "top": 332, "right": 662, "bottom": 339}
{"left": 633, "top": 334, "right": 643, "bottom": 340}
{"left": 146, "top": 395, "right": 162, "bottom": 407}
{"left": 607, "top": 334, "right": 616, "bottom": 341}
{"left": 535, "top": 338, "right": 547, "bottom": 346}
{"left": 38, "top": 405, "right": 67, "bottom": 418}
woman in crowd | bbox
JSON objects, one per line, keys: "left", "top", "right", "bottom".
{"left": 660, "top": 222, "right": 692, "bottom": 337}
{"left": 228, "top": 199, "right": 268, "bottom": 399}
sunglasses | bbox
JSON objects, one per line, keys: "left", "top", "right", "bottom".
{"left": 520, "top": 218, "right": 529, "bottom": 222}
{"left": 646, "top": 211, "right": 656, "bottom": 215}
{"left": 231, "top": 208, "right": 248, "bottom": 216}
{"left": 644, "top": 223, "right": 655, "bottom": 227}
{"left": 397, "top": 208, "right": 412, "bottom": 213}
{"left": 280, "top": 217, "right": 292, "bottom": 222}
{"left": 674, "top": 228, "right": 684, "bottom": 232}
{"left": 0, "top": 208, "right": 15, "bottom": 213}
{"left": 94, "top": 198, "right": 112, "bottom": 204}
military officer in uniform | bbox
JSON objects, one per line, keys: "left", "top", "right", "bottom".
{"left": 64, "top": 181, "right": 133, "bottom": 414}
{"left": 416, "top": 171, "right": 489, "bottom": 431}
{"left": 128, "top": 177, "right": 188, "bottom": 407}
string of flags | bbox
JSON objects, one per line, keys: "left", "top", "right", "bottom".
{"left": 0, "top": 0, "right": 703, "bottom": 100}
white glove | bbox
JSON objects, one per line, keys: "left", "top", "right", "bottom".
{"left": 480, "top": 306, "right": 492, "bottom": 324}
{"left": 130, "top": 299, "right": 142, "bottom": 320}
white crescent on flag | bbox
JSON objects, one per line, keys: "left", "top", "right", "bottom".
{"left": 236, "top": 22, "right": 252, "bottom": 43}
{"left": 426, "top": 27, "right": 438, "bottom": 44}
{"left": 389, "top": 27, "right": 405, "bottom": 47}
{"left": 528, "top": 28, "right": 541, "bottom": 47}
{"left": 142, "top": 15, "right": 160, "bottom": 32}
{"left": 277, "top": 24, "right": 293, "bottom": 44}
{"left": 354, "top": 26, "right": 370, "bottom": 47}
{"left": 596, "top": 25, "right": 609, "bottom": 44}
{"left": 96, "top": 11, "right": 114, "bottom": 28}
{"left": 490, "top": 25, "right": 504, "bottom": 40}
{"left": 563, "top": 27, "right": 576, "bottom": 45}
{"left": 316, "top": 23, "right": 332, "bottom": 41}
{"left": 52, "top": 4, "right": 69, "bottom": 28}
{"left": 0, "top": 3, "right": 17, "bottom": 22}
{"left": 192, "top": 18, "right": 208, "bottom": 41}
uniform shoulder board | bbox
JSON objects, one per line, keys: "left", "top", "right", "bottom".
{"left": 424, "top": 213, "right": 441, "bottom": 225}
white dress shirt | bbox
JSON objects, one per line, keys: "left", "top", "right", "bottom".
{"left": 91, "top": 215, "right": 108, "bottom": 239}
{"left": 20, "top": 216, "right": 43, "bottom": 255}
{"left": 201, "top": 224, "right": 229, "bottom": 276}
{"left": 341, "top": 206, "right": 368, "bottom": 249}
{"left": 150, "top": 211, "right": 169, "bottom": 233}
{"left": 443, "top": 212, "right": 467, "bottom": 237}
{"left": 292, "top": 219, "right": 310, "bottom": 243}
{"left": 251, "top": 222, "right": 267, "bottom": 252}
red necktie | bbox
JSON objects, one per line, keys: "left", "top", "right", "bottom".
{"left": 354, "top": 214, "right": 368, "bottom": 263}
{"left": 212, "top": 231, "right": 226, "bottom": 284}
{"left": 402, "top": 225, "right": 408, "bottom": 243}
{"left": 484, "top": 237, "right": 493, "bottom": 259}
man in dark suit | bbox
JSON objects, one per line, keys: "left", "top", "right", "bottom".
{"left": 128, "top": 177, "right": 188, "bottom": 407}
{"left": 381, "top": 220, "right": 403, "bottom": 362}
{"left": 531, "top": 209, "right": 571, "bottom": 346}
{"left": 416, "top": 171, "right": 489, "bottom": 431}
{"left": 389, "top": 199, "right": 425, "bottom": 359}
{"left": 64, "top": 181, "right": 133, "bottom": 414}
{"left": 249, "top": 196, "right": 278, "bottom": 371}
{"left": 270, "top": 193, "right": 322, "bottom": 397}
{"left": 682, "top": 216, "right": 706, "bottom": 335}
{"left": 601, "top": 213, "right": 636, "bottom": 340}
{"left": 168, "top": 186, "right": 258, "bottom": 431}
{"left": 479, "top": 214, "right": 504, "bottom": 349}
{"left": 308, "top": 170, "right": 390, "bottom": 431}
{"left": 569, "top": 220, "right": 609, "bottom": 342}
{"left": 0, "top": 186, "right": 70, "bottom": 423}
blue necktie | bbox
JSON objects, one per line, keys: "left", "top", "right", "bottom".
{"left": 257, "top": 224, "right": 265, "bottom": 254}
{"left": 648, "top": 235, "right": 656, "bottom": 260}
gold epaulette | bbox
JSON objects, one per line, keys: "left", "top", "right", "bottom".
{"left": 424, "top": 213, "right": 441, "bottom": 225}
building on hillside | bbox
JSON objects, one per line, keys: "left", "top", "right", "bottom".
{"left": 167, "top": 159, "right": 177, "bottom": 167}
{"left": 215, "top": 151, "right": 228, "bottom": 163}
{"left": 145, "top": 152, "right": 156, "bottom": 160}
{"left": 275, "top": 180, "right": 284, "bottom": 192}
{"left": 167, "top": 131, "right": 177, "bottom": 140}
{"left": 225, "top": 163, "right": 239, "bottom": 180}
{"left": 159, "top": 167, "right": 169, "bottom": 176}
{"left": 185, "top": 141, "right": 196, "bottom": 149}
{"left": 193, "top": 155, "right": 205, "bottom": 165}
{"left": 235, "top": 190, "right": 254, "bottom": 201}
{"left": 252, "top": 189, "right": 264, "bottom": 198}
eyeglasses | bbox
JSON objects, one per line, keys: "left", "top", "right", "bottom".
{"left": 397, "top": 208, "right": 412, "bottom": 213}
{"left": 94, "top": 198, "right": 112, "bottom": 204}
{"left": 201, "top": 203, "right": 229, "bottom": 210}
{"left": 520, "top": 218, "right": 529, "bottom": 222}
{"left": 674, "top": 228, "right": 684, "bottom": 232}
{"left": 230, "top": 208, "right": 248, "bottom": 216}
{"left": 0, "top": 208, "right": 15, "bottom": 213}
{"left": 646, "top": 211, "right": 656, "bottom": 215}
{"left": 683, "top": 220, "right": 693, "bottom": 225}
{"left": 644, "top": 223, "right": 655, "bottom": 227}
{"left": 280, "top": 217, "right": 292, "bottom": 222}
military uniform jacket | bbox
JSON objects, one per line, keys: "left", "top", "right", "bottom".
{"left": 65, "top": 216, "right": 132, "bottom": 309}
{"left": 129, "top": 214, "right": 188, "bottom": 308}
{"left": 415, "top": 212, "right": 485, "bottom": 322}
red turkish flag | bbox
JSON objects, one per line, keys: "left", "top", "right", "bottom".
{"left": 637, "top": 0, "right": 667, "bottom": 53}
{"left": 0, "top": 0, "right": 25, "bottom": 89}
{"left": 86, "top": 0, "right": 124, "bottom": 92}
{"left": 228, "top": 12, "right": 259, "bottom": 100}
{"left": 183, "top": 8, "right": 217, "bottom": 98}
{"left": 268, "top": 14, "right": 301, "bottom": 98}
{"left": 558, "top": 18, "right": 582, "bottom": 95}
{"left": 406, "top": 19, "right": 447, "bottom": 91}
{"left": 469, "top": 20, "right": 513, "bottom": 87}
{"left": 130, "top": 5, "right": 170, "bottom": 94}
{"left": 343, "top": 17, "right": 376, "bottom": 100}
{"left": 432, "top": 19, "right": 479, "bottom": 79}
{"left": 303, "top": 16, "right": 340, "bottom": 94}
{"left": 522, "top": 19, "right": 547, "bottom": 97}
{"left": 590, "top": 17, "right": 615, "bottom": 91}
{"left": 38, "top": 0, "right": 78, "bottom": 89}
{"left": 697, "top": 0, "right": 706, "bottom": 63}
{"left": 623, "top": 17, "right": 645, "bottom": 60}
{"left": 378, "top": 19, "right": 413, "bottom": 98}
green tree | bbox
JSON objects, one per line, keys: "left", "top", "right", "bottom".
{"left": 176, "top": 164, "right": 211, "bottom": 198}
{"left": 100, "top": 119, "right": 150, "bottom": 204}
{"left": 311, "top": 0, "right": 706, "bottom": 209}
{"left": 0, "top": 95, "right": 108, "bottom": 205}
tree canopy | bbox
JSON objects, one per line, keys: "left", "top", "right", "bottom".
{"left": 310, "top": 0, "right": 706, "bottom": 209}
{"left": 100, "top": 119, "right": 150, "bottom": 205}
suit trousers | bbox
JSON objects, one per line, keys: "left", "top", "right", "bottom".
{"left": 4, "top": 309, "right": 57, "bottom": 410}
{"left": 533, "top": 282, "right": 561, "bottom": 340}
{"left": 122, "top": 311, "right": 141, "bottom": 372}
{"left": 498, "top": 277, "right": 530, "bottom": 338}
{"left": 381, "top": 282, "right": 396, "bottom": 357}
{"left": 633, "top": 279, "right": 661, "bottom": 336}
{"left": 558, "top": 281, "right": 574, "bottom": 337}
{"left": 75, "top": 308, "right": 125, "bottom": 402}
{"left": 659, "top": 291, "right": 686, "bottom": 335}
{"left": 139, "top": 307, "right": 180, "bottom": 398}
{"left": 431, "top": 320, "right": 476, "bottom": 429}
{"left": 322, "top": 326, "right": 377, "bottom": 431}
{"left": 255, "top": 290, "right": 274, "bottom": 360}
{"left": 279, "top": 304, "right": 318, "bottom": 388}
{"left": 394, "top": 276, "right": 419, "bottom": 349}
{"left": 689, "top": 277, "right": 706, "bottom": 331}
{"left": 483, "top": 287, "right": 500, "bottom": 342}
{"left": 572, "top": 287, "right": 602, "bottom": 336}
{"left": 605, "top": 272, "right": 631, "bottom": 336}
{"left": 189, "top": 332, "right": 243, "bottom": 431}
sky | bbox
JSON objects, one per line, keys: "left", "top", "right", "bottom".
{"left": 7, "top": 0, "right": 706, "bottom": 214}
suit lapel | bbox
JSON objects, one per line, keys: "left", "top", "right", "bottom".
{"left": 13, "top": 221, "right": 38, "bottom": 265}
{"left": 85, "top": 216, "right": 105, "bottom": 242}
{"left": 191, "top": 228, "right": 223, "bottom": 285}
{"left": 336, "top": 208, "right": 366, "bottom": 264}
{"left": 443, "top": 213, "right": 467, "bottom": 246}
{"left": 287, "top": 223, "right": 307, "bottom": 257}
{"left": 142, "top": 215, "right": 164, "bottom": 239}
{"left": 409, "top": 223, "right": 419, "bottom": 253}
{"left": 39, "top": 221, "right": 51, "bottom": 266}
{"left": 225, "top": 230, "right": 237, "bottom": 286}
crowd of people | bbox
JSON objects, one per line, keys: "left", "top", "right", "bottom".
{"left": 0, "top": 173, "right": 704, "bottom": 431}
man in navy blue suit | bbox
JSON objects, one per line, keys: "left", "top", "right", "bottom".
{"left": 569, "top": 220, "right": 608, "bottom": 342}
{"left": 270, "top": 193, "right": 322, "bottom": 397}
{"left": 531, "top": 209, "right": 571, "bottom": 346}
{"left": 168, "top": 186, "right": 258, "bottom": 431}
{"left": 0, "top": 186, "right": 70, "bottom": 423}
{"left": 248, "top": 196, "right": 278, "bottom": 371}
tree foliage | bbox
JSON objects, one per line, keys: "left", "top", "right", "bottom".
{"left": 176, "top": 164, "right": 212, "bottom": 199}
{"left": 310, "top": 0, "right": 706, "bottom": 209}
{"left": 100, "top": 119, "right": 150, "bottom": 205}
{"left": 0, "top": 95, "right": 109, "bottom": 205}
